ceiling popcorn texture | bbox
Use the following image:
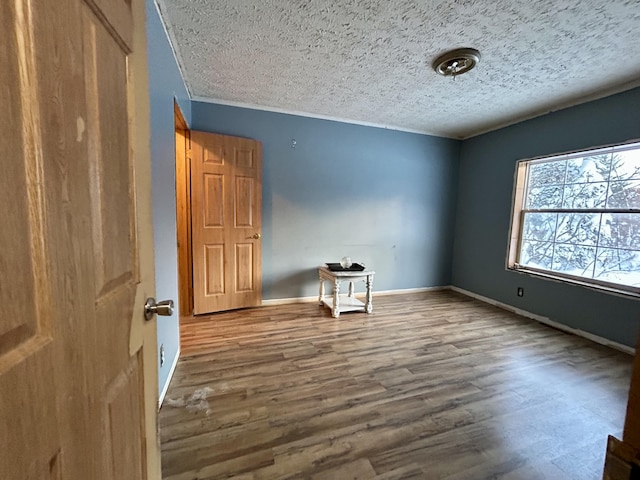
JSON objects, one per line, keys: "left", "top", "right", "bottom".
{"left": 156, "top": 0, "right": 640, "bottom": 139}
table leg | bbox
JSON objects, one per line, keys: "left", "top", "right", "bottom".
{"left": 365, "top": 275, "right": 373, "bottom": 313}
{"left": 332, "top": 278, "right": 340, "bottom": 318}
{"left": 318, "top": 275, "right": 325, "bottom": 305}
{"left": 348, "top": 281, "right": 354, "bottom": 298}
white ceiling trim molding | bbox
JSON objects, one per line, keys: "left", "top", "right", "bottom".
{"left": 465, "top": 77, "right": 640, "bottom": 139}
{"left": 190, "top": 96, "right": 446, "bottom": 137}
{"left": 156, "top": 0, "right": 640, "bottom": 139}
{"left": 193, "top": 75, "right": 640, "bottom": 141}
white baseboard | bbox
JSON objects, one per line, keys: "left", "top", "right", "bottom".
{"left": 261, "top": 295, "right": 318, "bottom": 306}
{"left": 375, "top": 285, "right": 448, "bottom": 296}
{"left": 261, "top": 285, "right": 635, "bottom": 354}
{"left": 450, "top": 286, "right": 635, "bottom": 355}
{"left": 261, "top": 286, "right": 448, "bottom": 307}
{"left": 158, "top": 345, "right": 180, "bottom": 409}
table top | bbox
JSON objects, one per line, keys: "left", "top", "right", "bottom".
{"left": 318, "top": 265, "right": 375, "bottom": 277}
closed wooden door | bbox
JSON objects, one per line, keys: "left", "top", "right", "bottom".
{"left": 190, "top": 131, "right": 263, "bottom": 314}
{"left": 0, "top": 0, "right": 159, "bottom": 478}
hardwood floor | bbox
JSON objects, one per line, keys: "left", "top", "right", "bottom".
{"left": 160, "top": 290, "right": 633, "bottom": 479}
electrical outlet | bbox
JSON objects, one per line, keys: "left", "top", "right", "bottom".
{"left": 517, "top": 287, "right": 524, "bottom": 297}
{"left": 160, "top": 344, "right": 165, "bottom": 367}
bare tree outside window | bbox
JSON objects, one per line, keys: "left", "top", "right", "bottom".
{"left": 509, "top": 142, "right": 640, "bottom": 294}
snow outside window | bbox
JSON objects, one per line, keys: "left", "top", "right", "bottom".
{"left": 507, "top": 141, "right": 640, "bottom": 296}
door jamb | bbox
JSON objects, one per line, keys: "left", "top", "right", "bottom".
{"left": 174, "top": 102, "right": 193, "bottom": 318}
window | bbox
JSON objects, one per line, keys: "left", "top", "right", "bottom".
{"left": 507, "top": 141, "right": 640, "bottom": 296}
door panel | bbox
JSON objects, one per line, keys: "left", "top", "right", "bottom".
{"left": 236, "top": 243, "right": 255, "bottom": 291}
{"left": 0, "top": 0, "right": 158, "bottom": 478}
{"left": 90, "top": 0, "right": 134, "bottom": 49}
{"left": 1, "top": 2, "right": 64, "bottom": 477}
{"left": 0, "top": 0, "right": 53, "bottom": 369}
{"left": 203, "top": 138, "right": 224, "bottom": 165}
{"left": 204, "top": 174, "right": 224, "bottom": 226}
{"left": 235, "top": 147, "right": 255, "bottom": 169}
{"left": 104, "top": 352, "right": 145, "bottom": 479}
{"left": 235, "top": 176, "right": 255, "bottom": 227}
{"left": 83, "top": 4, "right": 136, "bottom": 299}
{"left": 191, "top": 131, "right": 262, "bottom": 314}
{"left": 205, "top": 245, "right": 226, "bottom": 294}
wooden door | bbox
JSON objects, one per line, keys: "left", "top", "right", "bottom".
{"left": 0, "top": 0, "right": 160, "bottom": 478}
{"left": 190, "top": 131, "right": 263, "bottom": 314}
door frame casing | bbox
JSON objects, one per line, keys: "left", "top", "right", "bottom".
{"left": 175, "top": 102, "right": 193, "bottom": 318}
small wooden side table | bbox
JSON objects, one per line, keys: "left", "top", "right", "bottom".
{"left": 318, "top": 266, "right": 375, "bottom": 318}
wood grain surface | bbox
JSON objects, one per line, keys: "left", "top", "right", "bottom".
{"left": 160, "top": 290, "right": 633, "bottom": 479}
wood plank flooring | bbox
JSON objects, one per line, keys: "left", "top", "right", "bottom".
{"left": 160, "top": 290, "right": 633, "bottom": 479}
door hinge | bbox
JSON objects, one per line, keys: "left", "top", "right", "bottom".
{"left": 186, "top": 148, "right": 192, "bottom": 160}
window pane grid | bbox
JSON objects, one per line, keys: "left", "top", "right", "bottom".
{"left": 512, "top": 141, "right": 640, "bottom": 293}
{"left": 519, "top": 211, "right": 640, "bottom": 285}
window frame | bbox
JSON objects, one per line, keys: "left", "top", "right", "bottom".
{"left": 506, "top": 140, "right": 640, "bottom": 298}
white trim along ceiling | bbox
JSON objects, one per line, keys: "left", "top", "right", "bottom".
{"left": 155, "top": 0, "right": 640, "bottom": 139}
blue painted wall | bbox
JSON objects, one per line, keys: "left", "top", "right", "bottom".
{"left": 146, "top": 3, "right": 639, "bottom": 398}
{"left": 146, "top": 0, "right": 191, "bottom": 397}
{"left": 191, "top": 103, "right": 461, "bottom": 299}
{"left": 452, "top": 87, "right": 640, "bottom": 348}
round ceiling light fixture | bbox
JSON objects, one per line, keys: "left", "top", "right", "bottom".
{"left": 432, "top": 48, "right": 481, "bottom": 78}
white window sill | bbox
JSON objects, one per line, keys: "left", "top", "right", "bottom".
{"left": 507, "top": 266, "right": 640, "bottom": 300}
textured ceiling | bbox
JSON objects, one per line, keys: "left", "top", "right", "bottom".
{"left": 155, "top": 0, "right": 640, "bottom": 139}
